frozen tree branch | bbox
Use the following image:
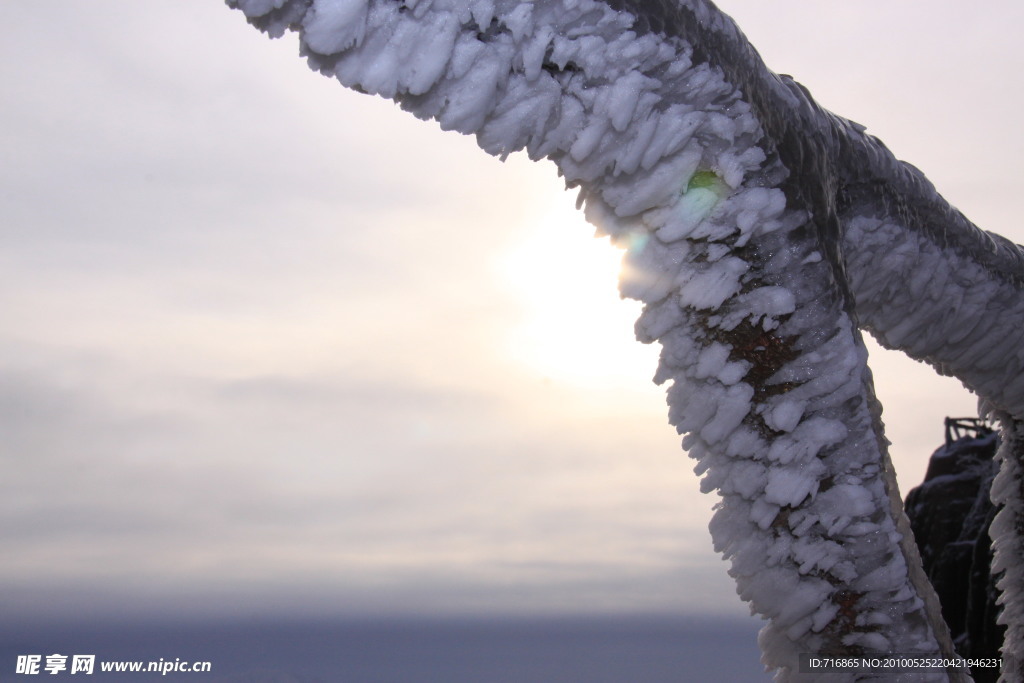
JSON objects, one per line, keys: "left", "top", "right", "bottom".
{"left": 226, "top": 0, "right": 1024, "bottom": 678}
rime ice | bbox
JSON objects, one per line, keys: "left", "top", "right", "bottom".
{"left": 225, "top": 0, "right": 997, "bottom": 678}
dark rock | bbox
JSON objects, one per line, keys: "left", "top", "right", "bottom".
{"left": 904, "top": 421, "right": 1002, "bottom": 682}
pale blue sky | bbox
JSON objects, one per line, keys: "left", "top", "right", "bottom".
{"left": 1, "top": 0, "right": 1020, "bottom": 624}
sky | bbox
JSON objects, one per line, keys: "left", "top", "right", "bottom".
{"left": 2, "top": 0, "right": 1022, "bottom": 629}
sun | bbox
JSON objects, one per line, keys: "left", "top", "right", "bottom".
{"left": 495, "top": 198, "right": 659, "bottom": 390}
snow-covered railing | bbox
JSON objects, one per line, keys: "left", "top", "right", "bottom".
{"left": 944, "top": 418, "right": 996, "bottom": 448}
{"left": 226, "top": 0, "right": 1024, "bottom": 679}
{"left": 993, "top": 417, "right": 1024, "bottom": 679}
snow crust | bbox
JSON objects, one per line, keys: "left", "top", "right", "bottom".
{"left": 227, "top": 0, "right": 958, "bottom": 676}
{"left": 845, "top": 215, "right": 1024, "bottom": 418}
{"left": 989, "top": 416, "right": 1024, "bottom": 677}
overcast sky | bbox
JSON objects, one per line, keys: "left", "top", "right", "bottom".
{"left": 2, "top": 1, "right": 1021, "bottom": 625}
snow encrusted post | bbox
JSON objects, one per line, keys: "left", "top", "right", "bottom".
{"left": 991, "top": 417, "right": 1024, "bottom": 681}
{"left": 224, "top": 0, "right": 1024, "bottom": 678}
{"left": 842, "top": 163, "right": 1024, "bottom": 682}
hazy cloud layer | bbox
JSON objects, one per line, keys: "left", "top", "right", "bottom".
{"left": 1, "top": 0, "right": 1020, "bottom": 624}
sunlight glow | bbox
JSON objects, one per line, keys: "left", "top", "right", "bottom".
{"left": 496, "top": 200, "right": 659, "bottom": 390}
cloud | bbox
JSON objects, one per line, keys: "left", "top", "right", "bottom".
{"left": 4, "top": 0, "right": 1017, "bottom": 629}
{"left": 0, "top": 337, "right": 717, "bottom": 620}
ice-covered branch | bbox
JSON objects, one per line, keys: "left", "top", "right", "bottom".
{"left": 225, "top": 0, "right": 1016, "bottom": 678}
